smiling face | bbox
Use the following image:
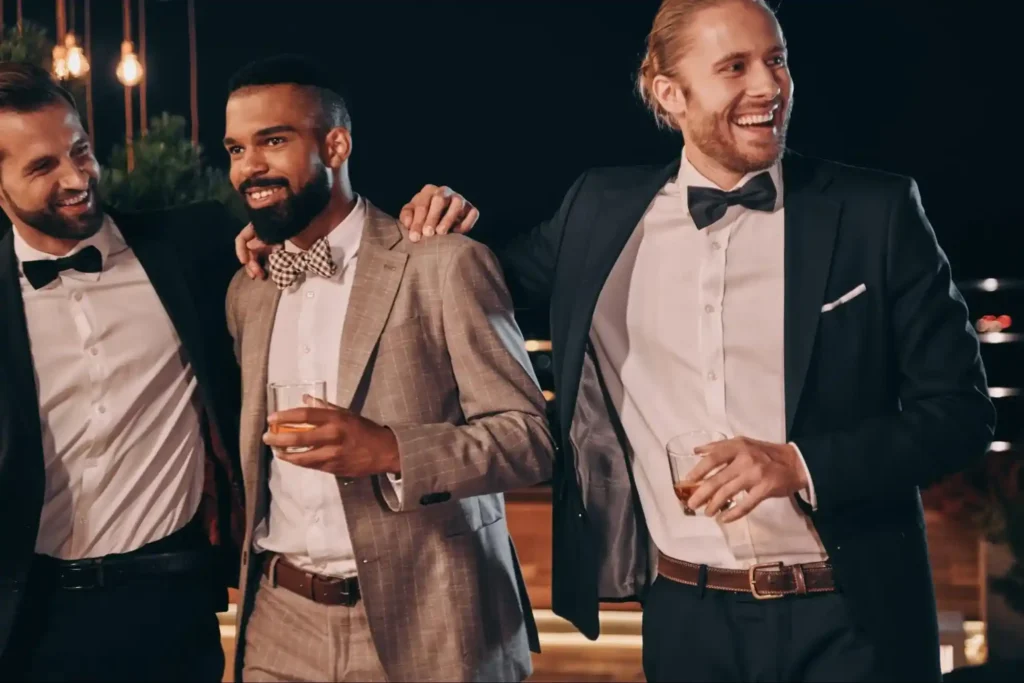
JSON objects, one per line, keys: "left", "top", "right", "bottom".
{"left": 0, "top": 101, "right": 103, "bottom": 244}
{"left": 651, "top": 0, "right": 792, "bottom": 187}
{"left": 224, "top": 84, "right": 338, "bottom": 245}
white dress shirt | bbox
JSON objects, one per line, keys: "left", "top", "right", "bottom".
{"left": 255, "top": 197, "right": 369, "bottom": 579}
{"left": 14, "top": 218, "right": 205, "bottom": 560}
{"left": 590, "top": 152, "right": 828, "bottom": 569}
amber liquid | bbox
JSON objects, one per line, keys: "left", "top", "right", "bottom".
{"left": 269, "top": 422, "right": 316, "bottom": 434}
{"left": 673, "top": 481, "right": 733, "bottom": 516}
{"left": 674, "top": 481, "right": 700, "bottom": 516}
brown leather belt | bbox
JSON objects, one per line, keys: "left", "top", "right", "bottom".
{"left": 658, "top": 551, "right": 837, "bottom": 599}
{"left": 261, "top": 553, "right": 360, "bottom": 606}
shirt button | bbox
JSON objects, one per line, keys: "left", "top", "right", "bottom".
{"left": 302, "top": 345, "right": 311, "bottom": 354}
{"left": 97, "top": 405, "right": 106, "bottom": 414}
{"left": 711, "top": 241, "right": 721, "bottom": 251}
{"left": 705, "top": 304, "right": 715, "bottom": 313}
{"left": 72, "top": 291, "right": 83, "bottom": 301}
{"left": 306, "top": 291, "right": 315, "bottom": 299}
{"left": 707, "top": 371, "right": 717, "bottom": 381}
{"left": 90, "top": 348, "right": 99, "bottom": 356}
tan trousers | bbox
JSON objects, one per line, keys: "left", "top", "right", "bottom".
{"left": 242, "top": 574, "right": 388, "bottom": 682}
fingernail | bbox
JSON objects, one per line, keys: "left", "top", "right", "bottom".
{"left": 423, "top": 226, "right": 434, "bottom": 236}
{"left": 409, "top": 232, "right": 420, "bottom": 243}
{"left": 437, "top": 227, "right": 448, "bottom": 235}
{"left": 267, "top": 412, "right": 279, "bottom": 423}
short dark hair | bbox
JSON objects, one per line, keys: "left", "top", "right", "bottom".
{"left": 228, "top": 54, "right": 352, "bottom": 132}
{"left": 0, "top": 62, "right": 78, "bottom": 115}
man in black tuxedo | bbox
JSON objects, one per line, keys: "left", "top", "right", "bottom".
{"left": 0, "top": 63, "right": 244, "bottom": 681}
{"left": 391, "top": 0, "right": 995, "bottom": 680}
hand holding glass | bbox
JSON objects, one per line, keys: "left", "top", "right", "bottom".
{"left": 667, "top": 430, "right": 731, "bottom": 516}
{"left": 267, "top": 381, "right": 327, "bottom": 453}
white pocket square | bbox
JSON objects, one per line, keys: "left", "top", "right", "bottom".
{"left": 821, "top": 283, "right": 867, "bottom": 313}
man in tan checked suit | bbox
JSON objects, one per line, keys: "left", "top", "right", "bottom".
{"left": 223, "top": 56, "right": 554, "bottom": 682}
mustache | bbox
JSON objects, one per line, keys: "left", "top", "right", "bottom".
{"left": 238, "top": 177, "right": 290, "bottom": 194}
{"left": 732, "top": 96, "right": 784, "bottom": 115}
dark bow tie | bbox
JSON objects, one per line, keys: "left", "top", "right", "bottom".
{"left": 687, "top": 171, "right": 777, "bottom": 230}
{"left": 22, "top": 245, "right": 103, "bottom": 290}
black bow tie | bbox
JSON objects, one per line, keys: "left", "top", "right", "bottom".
{"left": 22, "top": 245, "right": 103, "bottom": 290}
{"left": 687, "top": 171, "right": 777, "bottom": 230}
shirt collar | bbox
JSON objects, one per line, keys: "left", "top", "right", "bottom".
{"left": 13, "top": 214, "right": 127, "bottom": 284}
{"left": 283, "top": 195, "right": 366, "bottom": 273}
{"left": 677, "top": 148, "right": 784, "bottom": 214}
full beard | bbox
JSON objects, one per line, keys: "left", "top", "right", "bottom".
{"left": 688, "top": 97, "right": 792, "bottom": 176}
{"left": 245, "top": 166, "right": 332, "bottom": 245}
{"left": 5, "top": 179, "right": 105, "bottom": 241}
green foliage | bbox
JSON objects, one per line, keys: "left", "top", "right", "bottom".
{"left": 0, "top": 21, "right": 53, "bottom": 68}
{"left": 99, "top": 112, "right": 245, "bottom": 220}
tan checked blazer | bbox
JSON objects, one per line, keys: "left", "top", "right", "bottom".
{"left": 226, "top": 202, "right": 554, "bottom": 682}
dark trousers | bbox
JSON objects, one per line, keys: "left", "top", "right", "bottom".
{"left": 0, "top": 521, "right": 224, "bottom": 683}
{"left": 642, "top": 576, "right": 880, "bottom": 683}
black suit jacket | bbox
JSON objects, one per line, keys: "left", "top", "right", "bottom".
{"left": 500, "top": 152, "right": 995, "bottom": 680}
{"left": 0, "top": 202, "right": 245, "bottom": 655}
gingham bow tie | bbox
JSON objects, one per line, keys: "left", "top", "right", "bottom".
{"left": 267, "top": 237, "right": 338, "bottom": 290}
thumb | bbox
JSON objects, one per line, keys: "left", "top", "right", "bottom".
{"left": 398, "top": 205, "right": 413, "bottom": 228}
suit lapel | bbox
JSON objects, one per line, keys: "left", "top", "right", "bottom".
{"left": 335, "top": 203, "right": 407, "bottom": 409}
{"left": 0, "top": 229, "right": 44, "bottom": 465}
{"left": 782, "top": 155, "right": 841, "bottom": 434}
{"left": 240, "top": 281, "right": 281, "bottom": 517}
{"left": 569, "top": 159, "right": 681, "bottom": 351}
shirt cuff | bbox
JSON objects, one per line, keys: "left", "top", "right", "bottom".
{"left": 789, "top": 442, "right": 817, "bottom": 510}
{"left": 386, "top": 472, "right": 403, "bottom": 499}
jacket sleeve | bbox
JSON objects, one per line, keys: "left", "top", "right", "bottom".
{"left": 378, "top": 240, "right": 555, "bottom": 510}
{"left": 497, "top": 171, "right": 589, "bottom": 307}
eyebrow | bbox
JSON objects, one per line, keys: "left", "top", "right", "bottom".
{"left": 712, "top": 44, "right": 787, "bottom": 69}
{"left": 223, "top": 124, "right": 299, "bottom": 147}
{"left": 22, "top": 154, "right": 55, "bottom": 175}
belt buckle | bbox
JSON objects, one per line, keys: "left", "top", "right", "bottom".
{"left": 748, "top": 562, "right": 784, "bottom": 600}
{"left": 60, "top": 560, "right": 104, "bottom": 590}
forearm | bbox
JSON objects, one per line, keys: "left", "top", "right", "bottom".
{"left": 377, "top": 238, "right": 556, "bottom": 510}
{"left": 225, "top": 270, "right": 247, "bottom": 363}
{"left": 496, "top": 171, "right": 588, "bottom": 307}
{"left": 795, "top": 386, "right": 993, "bottom": 514}
{"left": 380, "top": 412, "right": 554, "bottom": 510}
{"left": 498, "top": 232, "right": 556, "bottom": 309}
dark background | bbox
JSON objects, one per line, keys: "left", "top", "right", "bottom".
{"left": 9, "top": 0, "right": 1013, "bottom": 285}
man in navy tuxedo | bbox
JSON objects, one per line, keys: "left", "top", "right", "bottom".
{"left": 389, "top": 1, "right": 994, "bottom": 680}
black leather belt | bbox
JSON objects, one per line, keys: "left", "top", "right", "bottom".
{"left": 32, "top": 549, "right": 211, "bottom": 590}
